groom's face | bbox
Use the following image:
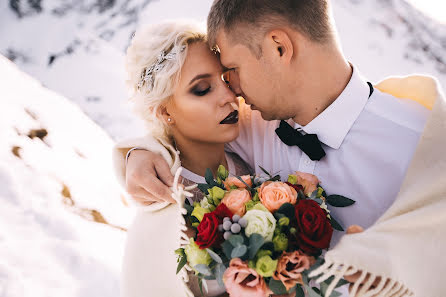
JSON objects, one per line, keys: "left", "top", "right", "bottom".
{"left": 216, "top": 31, "right": 288, "bottom": 121}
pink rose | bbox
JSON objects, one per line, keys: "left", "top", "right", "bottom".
{"left": 273, "top": 251, "right": 314, "bottom": 291}
{"left": 223, "top": 258, "right": 270, "bottom": 297}
{"left": 293, "top": 172, "right": 319, "bottom": 196}
{"left": 221, "top": 189, "right": 251, "bottom": 216}
{"left": 258, "top": 181, "right": 297, "bottom": 213}
{"left": 224, "top": 175, "right": 253, "bottom": 190}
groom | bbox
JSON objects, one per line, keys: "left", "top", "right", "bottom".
{"left": 122, "top": 0, "right": 427, "bottom": 230}
{"left": 117, "top": 0, "right": 430, "bottom": 294}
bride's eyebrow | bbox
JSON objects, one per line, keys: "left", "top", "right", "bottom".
{"left": 188, "top": 74, "right": 212, "bottom": 85}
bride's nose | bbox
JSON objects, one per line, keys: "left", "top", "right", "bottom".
{"left": 218, "top": 79, "right": 239, "bottom": 107}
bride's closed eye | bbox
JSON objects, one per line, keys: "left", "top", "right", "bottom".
{"left": 191, "top": 82, "right": 211, "bottom": 96}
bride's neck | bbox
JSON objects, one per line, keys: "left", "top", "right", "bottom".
{"left": 173, "top": 135, "right": 227, "bottom": 178}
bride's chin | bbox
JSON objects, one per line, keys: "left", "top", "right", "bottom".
{"left": 220, "top": 126, "right": 240, "bottom": 143}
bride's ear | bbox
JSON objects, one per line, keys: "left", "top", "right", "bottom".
{"left": 158, "top": 105, "right": 174, "bottom": 125}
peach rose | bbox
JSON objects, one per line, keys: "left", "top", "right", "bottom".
{"left": 258, "top": 181, "right": 297, "bottom": 213}
{"left": 293, "top": 172, "right": 320, "bottom": 196}
{"left": 221, "top": 189, "right": 251, "bottom": 216}
{"left": 224, "top": 175, "right": 253, "bottom": 190}
{"left": 273, "top": 251, "right": 314, "bottom": 291}
{"left": 223, "top": 258, "right": 270, "bottom": 297}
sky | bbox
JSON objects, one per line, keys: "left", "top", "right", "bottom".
{"left": 407, "top": 0, "right": 446, "bottom": 23}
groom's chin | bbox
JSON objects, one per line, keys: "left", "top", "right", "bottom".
{"left": 259, "top": 111, "right": 277, "bottom": 122}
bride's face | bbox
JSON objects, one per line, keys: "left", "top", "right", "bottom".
{"left": 165, "top": 42, "right": 240, "bottom": 145}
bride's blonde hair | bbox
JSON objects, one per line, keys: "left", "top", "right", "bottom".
{"left": 125, "top": 21, "right": 207, "bottom": 142}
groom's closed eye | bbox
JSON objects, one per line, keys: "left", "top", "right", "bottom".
{"left": 222, "top": 68, "right": 236, "bottom": 84}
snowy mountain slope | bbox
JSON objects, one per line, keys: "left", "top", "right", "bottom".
{"left": 0, "top": 55, "right": 133, "bottom": 297}
{"left": 334, "top": 0, "right": 446, "bottom": 83}
{"left": 1, "top": 0, "right": 444, "bottom": 141}
{"left": 0, "top": 0, "right": 155, "bottom": 140}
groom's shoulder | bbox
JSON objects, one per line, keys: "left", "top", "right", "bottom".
{"left": 362, "top": 88, "right": 430, "bottom": 133}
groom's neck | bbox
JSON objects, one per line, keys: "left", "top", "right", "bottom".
{"left": 289, "top": 47, "right": 352, "bottom": 126}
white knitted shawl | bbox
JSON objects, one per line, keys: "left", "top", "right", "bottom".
{"left": 114, "top": 75, "right": 446, "bottom": 297}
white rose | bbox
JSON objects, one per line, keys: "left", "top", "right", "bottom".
{"left": 243, "top": 209, "right": 276, "bottom": 242}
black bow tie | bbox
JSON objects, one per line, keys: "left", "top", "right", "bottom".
{"left": 275, "top": 120, "right": 326, "bottom": 161}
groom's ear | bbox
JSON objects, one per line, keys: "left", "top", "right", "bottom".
{"left": 268, "top": 29, "right": 294, "bottom": 65}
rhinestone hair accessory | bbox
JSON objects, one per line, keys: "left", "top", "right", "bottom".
{"left": 137, "top": 45, "right": 186, "bottom": 91}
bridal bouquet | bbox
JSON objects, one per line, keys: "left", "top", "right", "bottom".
{"left": 176, "top": 166, "right": 355, "bottom": 297}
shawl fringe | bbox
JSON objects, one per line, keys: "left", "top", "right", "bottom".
{"left": 171, "top": 167, "right": 204, "bottom": 297}
{"left": 309, "top": 261, "right": 414, "bottom": 297}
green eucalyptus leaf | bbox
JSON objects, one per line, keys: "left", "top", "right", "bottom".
{"left": 330, "top": 290, "right": 342, "bottom": 297}
{"left": 309, "top": 189, "right": 318, "bottom": 199}
{"left": 320, "top": 281, "right": 329, "bottom": 296}
{"left": 222, "top": 240, "right": 234, "bottom": 259}
{"left": 198, "top": 277, "right": 204, "bottom": 295}
{"left": 326, "top": 195, "right": 355, "bottom": 207}
{"left": 313, "top": 197, "right": 323, "bottom": 205}
{"left": 248, "top": 233, "right": 265, "bottom": 259}
{"left": 214, "top": 263, "right": 226, "bottom": 289}
{"left": 304, "top": 285, "right": 321, "bottom": 297}
{"left": 324, "top": 276, "right": 349, "bottom": 289}
{"left": 206, "top": 248, "right": 223, "bottom": 264}
{"left": 195, "top": 264, "right": 212, "bottom": 276}
{"left": 228, "top": 234, "right": 244, "bottom": 247}
{"left": 336, "top": 278, "right": 349, "bottom": 288}
{"left": 307, "top": 258, "right": 325, "bottom": 275}
{"left": 231, "top": 244, "right": 247, "bottom": 258}
{"left": 268, "top": 278, "right": 288, "bottom": 295}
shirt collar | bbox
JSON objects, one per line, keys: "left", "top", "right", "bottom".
{"left": 292, "top": 66, "right": 371, "bottom": 150}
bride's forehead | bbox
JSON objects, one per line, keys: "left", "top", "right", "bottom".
{"left": 184, "top": 44, "right": 223, "bottom": 70}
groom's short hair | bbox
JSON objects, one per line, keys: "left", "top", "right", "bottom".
{"left": 207, "top": 0, "right": 333, "bottom": 56}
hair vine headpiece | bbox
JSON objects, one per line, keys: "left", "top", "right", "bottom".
{"left": 137, "top": 45, "right": 187, "bottom": 91}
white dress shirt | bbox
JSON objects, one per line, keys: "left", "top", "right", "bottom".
{"left": 226, "top": 67, "right": 430, "bottom": 246}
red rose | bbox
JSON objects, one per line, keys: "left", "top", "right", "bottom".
{"left": 293, "top": 200, "right": 333, "bottom": 255}
{"left": 285, "top": 182, "right": 304, "bottom": 194}
{"left": 196, "top": 212, "right": 220, "bottom": 249}
{"left": 213, "top": 203, "right": 233, "bottom": 222}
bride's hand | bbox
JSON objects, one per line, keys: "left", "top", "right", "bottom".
{"left": 125, "top": 149, "right": 176, "bottom": 204}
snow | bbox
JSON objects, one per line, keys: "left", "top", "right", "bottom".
{"left": 0, "top": 0, "right": 445, "bottom": 297}
{"left": 0, "top": 55, "right": 132, "bottom": 297}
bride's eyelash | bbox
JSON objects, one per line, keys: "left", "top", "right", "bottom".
{"left": 192, "top": 86, "right": 211, "bottom": 96}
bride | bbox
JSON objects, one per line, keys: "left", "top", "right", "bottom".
{"left": 119, "top": 21, "right": 252, "bottom": 297}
